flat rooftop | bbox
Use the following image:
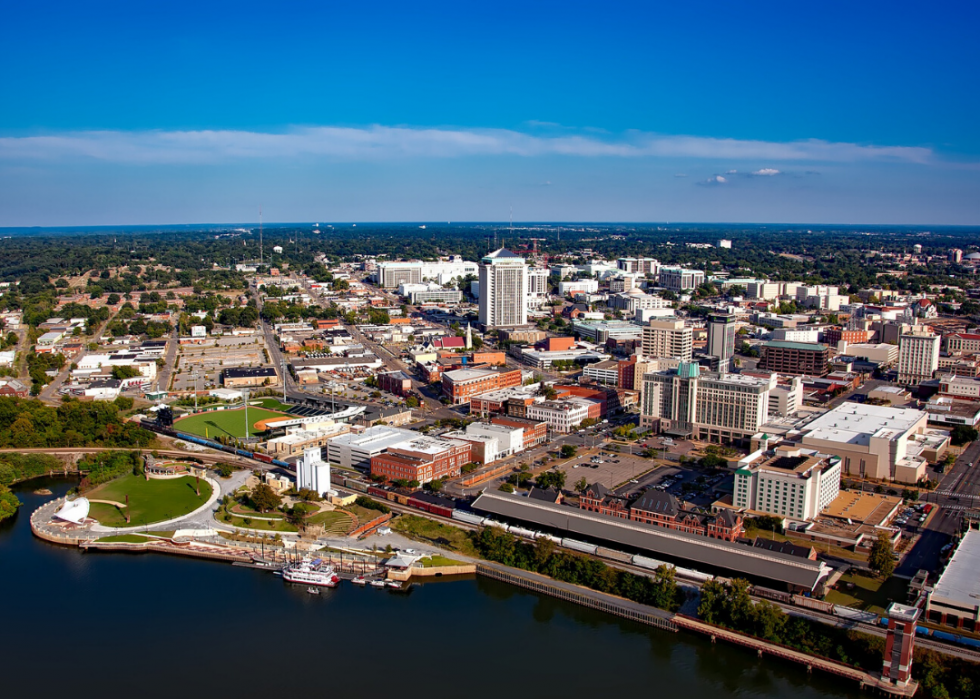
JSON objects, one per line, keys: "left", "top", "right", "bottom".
{"left": 329, "top": 426, "right": 416, "bottom": 452}
{"left": 822, "top": 491, "right": 902, "bottom": 527}
{"left": 930, "top": 529, "right": 980, "bottom": 613}
{"left": 801, "top": 403, "right": 926, "bottom": 446}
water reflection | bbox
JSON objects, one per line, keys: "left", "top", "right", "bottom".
{"left": 1, "top": 477, "right": 862, "bottom": 699}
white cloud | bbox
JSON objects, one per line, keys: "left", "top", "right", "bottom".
{"left": 698, "top": 175, "right": 728, "bottom": 186}
{"left": 0, "top": 125, "right": 937, "bottom": 165}
{"left": 726, "top": 169, "right": 738, "bottom": 174}
{"left": 752, "top": 168, "right": 781, "bottom": 176}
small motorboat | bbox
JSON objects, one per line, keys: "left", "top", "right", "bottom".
{"left": 386, "top": 581, "right": 401, "bottom": 590}
{"left": 352, "top": 576, "right": 367, "bottom": 586}
{"left": 307, "top": 587, "right": 320, "bottom": 595}
{"left": 370, "top": 579, "right": 387, "bottom": 588}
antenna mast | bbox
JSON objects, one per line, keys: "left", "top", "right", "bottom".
{"left": 259, "top": 208, "right": 264, "bottom": 265}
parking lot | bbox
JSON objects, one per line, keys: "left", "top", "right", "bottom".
{"left": 171, "top": 337, "right": 270, "bottom": 391}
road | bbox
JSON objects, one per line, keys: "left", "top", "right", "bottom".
{"left": 155, "top": 329, "right": 179, "bottom": 391}
{"left": 896, "top": 440, "right": 980, "bottom": 576}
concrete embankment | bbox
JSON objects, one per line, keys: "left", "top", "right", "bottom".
{"left": 476, "top": 561, "right": 678, "bottom": 632}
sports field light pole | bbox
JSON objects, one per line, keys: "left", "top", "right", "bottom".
{"left": 243, "top": 388, "right": 249, "bottom": 441}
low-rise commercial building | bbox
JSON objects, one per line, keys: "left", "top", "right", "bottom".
{"left": 441, "top": 367, "right": 522, "bottom": 405}
{"left": 798, "top": 403, "right": 948, "bottom": 483}
{"left": 222, "top": 366, "right": 279, "bottom": 388}
{"left": 370, "top": 435, "right": 471, "bottom": 484}
{"left": 490, "top": 416, "right": 548, "bottom": 450}
{"left": 325, "top": 426, "right": 417, "bottom": 470}
{"left": 925, "top": 528, "right": 980, "bottom": 631}
{"left": 579, "top": 485, "right": 743, "bottom": 541}
{"left": 525, "top": 399, "right": 593, "bottom": 433}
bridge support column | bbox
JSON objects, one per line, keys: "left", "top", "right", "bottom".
{"left": 757, "top": 649, "right": 763, "bottom": 658}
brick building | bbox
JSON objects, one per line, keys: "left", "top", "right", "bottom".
{"left": 441, "top": 367, "right": 522, "bottom": 404}
{"left": 378, "top": 370, "right": 413, "bottom": 397}
{"left": 822, "top": 328, "right": 873, "bottom": 347}
{"left": 758, "top": 341, "right": 831, "bottom": 376}
{"left": 490, "top": 416, "right": 549, "bottom": 450}
{"left": 369, "top": 435, "right": 471, "bottom": 484}
{"left": 579, "top": 484, "right": 743, "bottom": 541}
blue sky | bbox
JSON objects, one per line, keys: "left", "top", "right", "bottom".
{"left": 1, "top": 1, "right": 978, "bottom": 226}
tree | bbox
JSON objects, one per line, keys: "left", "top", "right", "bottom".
{"left": 950, "top": 425, "right": 978, "bottom": 446}
{"left": 868, "top": 530, "right": 896, "bottom": 578}
{"left": 249, "top": 483, "right": 282, "bottom": 513}
{"left": 405, "top": 395, "right": 420, "bottom": 408}
{"left": 560, "top": 444, "right": 577, "bottom": 459}
{"left": 574, "top": 477, "right": 588, "bottom": 493}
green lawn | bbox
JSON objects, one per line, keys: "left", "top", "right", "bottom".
{"left": 230, "top": 503, "right": 285, "bottom": 519}
{"left": 174, "top": 407, "right": 290, "bottom": 438}
{"left": 306, "top": 510, "right": 353, "bottom": 534}
{"left": 222, "top": 513, "right": 298, "bottom": 532}
{"left": 86, "top": 473, "right": 213, "bottom": 528}
{"left": 419, "top": 554, "right": 464, "bottom": 568}
{"left": 825, "top": 572, "right": 908, "bottom": 615}
{"left": 391, "top": 514, "right": 478, "bottom": 557}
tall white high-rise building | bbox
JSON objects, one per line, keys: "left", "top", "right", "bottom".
{"left": 479, "top": 248, "right": 528, "bottom": 327}
{"left": 526, "top": 267, "right": 551, "bottom": 309}
{"left": 297, "top": 447, "right": 332, "bottom": 496}
{"left": 897, "top": 329, "right": 940, "bottom": 385}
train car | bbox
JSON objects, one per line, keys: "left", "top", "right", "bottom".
{"left": 915, "top": 626, "right": 933, "bottom": 637}
{"left": 394, "top": 492, "right": 411, "bottom": 506}
{"left": 271, "top": 459, "right": 290, "bottom": 468}
{"left": 538, "top": 533, "right": 563, "bottom": 545}
{"left": 675, "top": 567, "right": 712, "bottom": 583}
{"left": 753, "top": 587, "right": 794, "bottom": 604}
{"left": 451, "top": 510, "right": 486, "bottom": 526}
{"left": 345, "top": 478, "right": 370, "bottom": 493}
{"left": 486, "top": 520, "right": 510, "bottom": 531}
{"left": 792, "top": 595, "right": 835, "bottom": 614}
{"left": 367, "top": 486, "right": 389, "bottom": 499}
{"left": 407, "top": 495, "right": 454, "bottom": 518}
{"left": 631, "top": 555, "right": 670, "bottom": 571}
{"left": 253, "top": 453, "right": 273, "bottom": 464}
{"left": 835, "top": 606, "right": 880, "bottom": 624}
{"left": 596, "top": 546, "right": 633, "bottom": 564}
{"left": 561, "top": 538, "right": 598, "bottom": 555}
{"left": 509, "top": 526, "right": 537, "bottom": 539}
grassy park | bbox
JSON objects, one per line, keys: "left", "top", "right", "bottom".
{"left": 86, "top": 473, "right": 213, "bottom": 528}
{"left": 824, "top": 572, "right": 908, "bottom": 614}
{"left": 391, "top": 514, "right": 478, "bottom": 557}
{"left": 174, "top": 407, "right": 290, "bottom": 439}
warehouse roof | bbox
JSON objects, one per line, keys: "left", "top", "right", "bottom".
{"left": 472, "top": 491, "right": 830, "bottom": 590}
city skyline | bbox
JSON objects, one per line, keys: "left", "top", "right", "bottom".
{"left": 1, "top": 1, "right": 979, "bottom": 226}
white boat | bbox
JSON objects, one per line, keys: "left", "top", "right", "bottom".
{"left": 352, "top": 576, "right": 367, "bottom": 586}
{"left": 386, "top": 581, "right": 401, "bottom": 589}
{"left": 282, "top": 556, "right": 340, "bottom": 588}
{"left": 369, "top": 579, "right": 386, "bottom": 588}
{"left": 307, "top": 587, "right": 320, "bottom": 595}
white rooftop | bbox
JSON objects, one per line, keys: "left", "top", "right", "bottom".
{"left": 801, "top": 403, "right": 925, "bottom": 447}
{"left": 397, "top": 435, "right": 468, "bottom": 456}
{"left": 329, "top": 426, "right": 416, "bottom": 452}
{"left": 931, "top": 529, "right": 980, "bottom": 611}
